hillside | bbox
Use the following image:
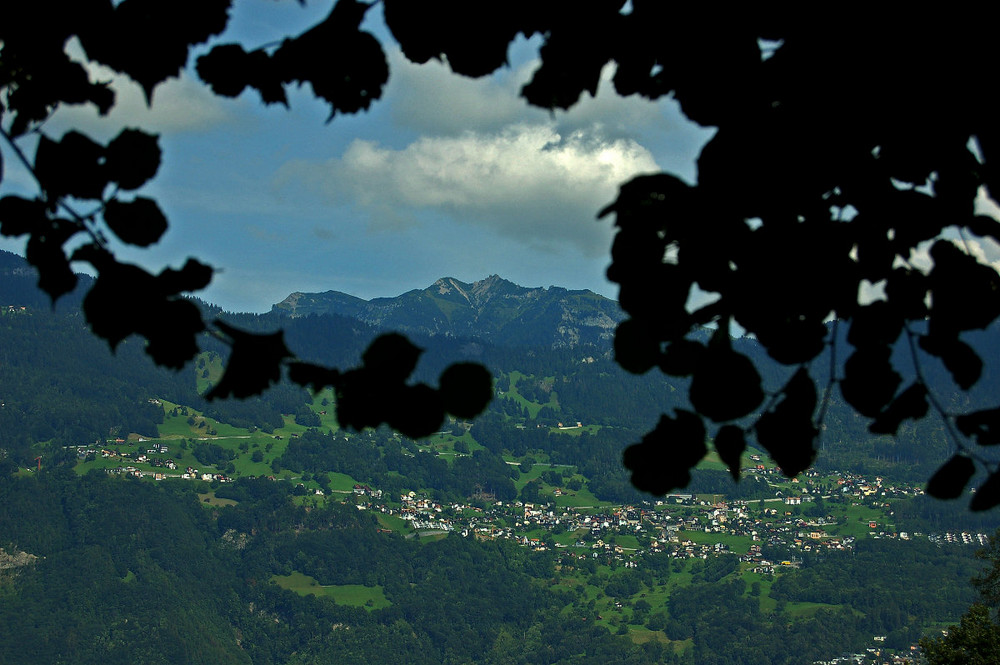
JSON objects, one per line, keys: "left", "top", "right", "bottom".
{"left": 1, "top": 250, "right": 998, "bottom": 664}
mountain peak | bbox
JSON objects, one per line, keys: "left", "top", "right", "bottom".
{"left": 272, "top": 276, "right": 624, "bottom": 348}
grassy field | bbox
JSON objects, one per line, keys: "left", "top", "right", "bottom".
{"left": 681, "top": 529, "right": 755, "bottom": 555}
{"left": 271, "top": 572, "right": 391, "bottom": 610}
{"left": 197, "top": 491, "right": 238, "bottom": 507}
{"left": 375, "top": 512, "right": 410, "bottom": 532}
{"left": 503, "top": 371, "right": 559, "bottom": 418}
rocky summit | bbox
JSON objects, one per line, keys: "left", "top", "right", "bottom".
{"left": 272, "top": 275, "right": 624, "bottom": 349}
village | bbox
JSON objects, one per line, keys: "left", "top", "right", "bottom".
{"left": 346, "top": 465, "right": 991, "bottom": 570}
{"left": 73, "top": 441, "right": 992, "bottom": 570}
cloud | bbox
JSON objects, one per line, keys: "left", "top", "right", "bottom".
{"left": 46, "top": 38, "right": 240, "bottom": 140}
{"left": 385, "top": 47, "right": 538, "bottom": 136}
{"left": 274, "top": 123, "right": 659, "bottom": 255}
{"left": 385, "top": 44, "right": 691, "bottom": 144}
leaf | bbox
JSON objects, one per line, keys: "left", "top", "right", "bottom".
{"left": 383, "top": 0, "right": 518, "bottom": 77}
{"left": 105, "top": 128, "right": 162, "bottom": 190}
{"left": 157, "top": 258, "right": 213, "bottom": 295}
{"left": 848, "top": 301, "right": 904, "bottom": 349}
{"left": 658, "top": 339, "right": 704, "bottom": 377}
{"left": 141, "top": 299, "right": 205, "bottom": 369}
{"left": 714, "top": 425, "right": 746, "bottom": 481}
{"left": 272, "top": 2, "right": 388, "bottom": 118}
{"left": 206, "top": 321, "right": 291, "bottom": 400}
{"left": 840, "top": 346, "right": 902, "bottom": 417}
{"left": 623, "top": 410, "right": 706, "bottom": 495}
{"left": 614, "top": 318, "right": 659, "bottom": 374}
{"left": 386, "top": 384, "right": 445, "bottom": 439}
{"left": 195, "top": 43, "right": 251, "bottom": 97}
{"left": 103, "top": 197, "right": 168, "bottom": 247}
{"left": 869, "top": 383, "right": 929, "bottom": 435}
{"left": 25, "top": 218, "right": 79, "bottom": 302}
{"left": 439, "top": 363, "right": 493, "bottom": 419}
{"left": 334, "top": 368, "right": 382, "bottom": 431}
{"left": 970, "top": 471, "right": 1000, "bottom": 511}
{"left": 82, "top": 259, "right": 156, "bottom": 349}
{"left": 955, "top": 408, "right": 1000, "bottom": 447}
{"left": 0, "top": 196, "right": 48, "bottom": 237}
{"left": 883, "top": 267, "right": 930, "bottom": 320}
{"left": 34, "top": 132, "right": 108, "bottom": 200}
{"left": 689, "top": 343, "right": 764, "bottom": 423}
{"left": 362, "top": 333, "right": 422, "bottom": 382}
{"left": 928, "top": 240, "right": 1000, "bottom": 335}
{"left": 754, "top": 368, "right": 818, "bottom": 477}
{"left": 925, "top": 455, "right": 976, "bottom": 500}
{"left": 79, "top": 0, "right": 232, "bottom": 103}
{"left": 80, "top": 256, "right": 203, "bottom": 368}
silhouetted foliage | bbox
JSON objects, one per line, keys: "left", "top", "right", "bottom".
{"left": 2, "top": 2, "right": 999, "bottom": 506}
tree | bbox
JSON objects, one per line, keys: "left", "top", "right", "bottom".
{"left": 2, "top": 3, "right": 999, "bottom": 506}
{"left": 921, "top": 529, "right": 1000, "bottom": 664}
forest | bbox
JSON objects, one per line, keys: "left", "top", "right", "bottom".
{"left": 0, "top": 467, "right": 991, "bottom": 665}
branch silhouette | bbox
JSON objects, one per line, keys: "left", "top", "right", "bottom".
{"left": 2, "top": 2, "right": 999, "bottom": 507}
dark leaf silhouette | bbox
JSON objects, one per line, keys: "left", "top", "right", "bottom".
{"left": 689, "top": 330, "right": 764, "bottom": 423}
{"left": 4, "top": 1, "right": 1000, "bottom": 507}
{"left": 386, "top": 384, "right": 445, "bottom": 440}
{"left": 195, "top": 43, "right": 252, "bottom": 98}
{"left": 926, "top": 455, "right": 976, "bottom": 500}
{"left": 78, "top": 0, "right": 232, "bottom": 103}
{"left": 928, "top": 240, "right": 1000, "bottom": 336}
{"left": 142, "top": 298, "right": 205, "bottom": 369}
{"left": 334, "top": 368, "right": 382, "bottom": 432}
{"left": 34, "top": 132, "right": 107, "bottom": 200}
{"left": 840, "top": 346, "right": 902, "bottom": 418}
{"left": 103, "top": 197, "right": 168, "bottom": 247}
{"left": 206, "top": 322, "right": 291, "bottom": 400}
{"left": 0, "top": 196, "right": 48, "bottom": 237}
{"left": 623, "top": 410, "right": 706, "bottom": 495}
{"left": 439, "top": 363, "right": 493, "bottom": 419}
{"left": 755, "top": 368, "right": 818, "bottom": 477}
{"left": 272, "top": 1, "right": 388, "bottom": 119}
{"left": 714, "top": 425, "right": 746, "bottom": 482}
{"left": 105, "top": 128, "right": 162, "bottom": 191}
{"left": 658, "top": 339, "right": 704, "bottom": 377}
{"left": 869, "top": 383, "right": 929, "bottom": 436}
{"left": 362, "top": 333, "right": 422, "bottom": 382}
{"left": 157, "top": 258, "right": 214, "bottom": 295}
{"left": 25, "top": 219, "right": 78, "bottom": 301}
{"left": 614, "top": 318, "right": 659, "bottom": 375}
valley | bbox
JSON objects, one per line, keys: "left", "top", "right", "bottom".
{"left": 1, "top": 255, "right": 997, "bottom": 664}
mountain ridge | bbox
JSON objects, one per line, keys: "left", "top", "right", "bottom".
{"left": 271, "top": 275, "right": 625, "bottom": 349}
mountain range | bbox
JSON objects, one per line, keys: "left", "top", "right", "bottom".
{"left": 271, "top": 274, "right": 624, "bottom": 349}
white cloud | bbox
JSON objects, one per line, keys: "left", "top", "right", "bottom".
{"left": 274, "top": 123, "right": 659, "bottom": 255}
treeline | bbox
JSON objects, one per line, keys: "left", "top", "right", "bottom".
{"left": 769, "top": 538, "right": 980, "bottom": 648}
{"left": 0, "top": 307, "right": 188, "bottom": 464}
{"left": 0, "top": 470, "right": 673, "bottom": 664}
{"left": 277, "top": 428, "right": 520, "bottom": 501}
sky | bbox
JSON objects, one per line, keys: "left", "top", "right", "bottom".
{"left": 3, "top": 2, "right": 998, "bottom": 314}
{"left": 0, "top": 1, "right": 713, "bottom": 313}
